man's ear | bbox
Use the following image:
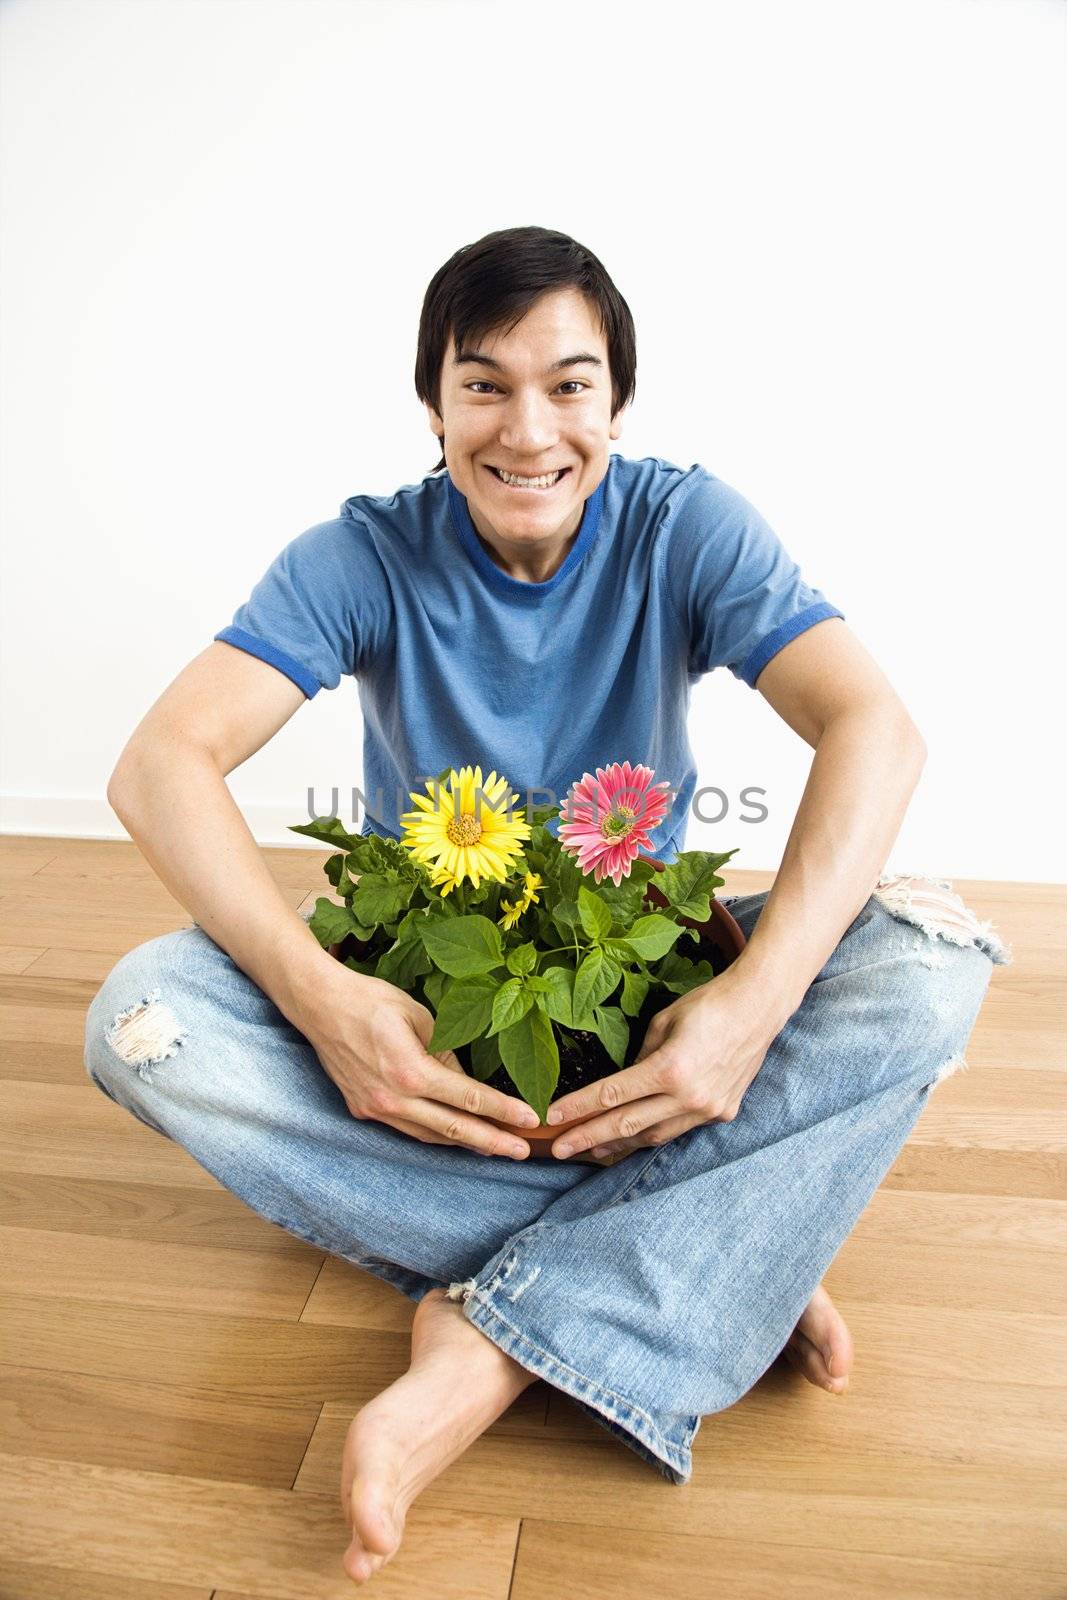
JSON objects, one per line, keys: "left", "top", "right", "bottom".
{"left": 424, "top": 400, "right": 444, "bottom": 439}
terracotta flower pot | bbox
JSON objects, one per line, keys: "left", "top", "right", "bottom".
{"left": 327, "top": 854, "right": 747, "bottom": 1154}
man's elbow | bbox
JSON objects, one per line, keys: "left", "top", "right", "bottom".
{"left": 107, "top": 742, "right": 149, "bottom": 818}
{"left": 106, "top": 765, "right": 135, "bottom": 821}
{"left": 825, "top": 700, "right": 928, "bottom": 767}
{"left": 891, "top": 710, "right": 928, "bottom": 773}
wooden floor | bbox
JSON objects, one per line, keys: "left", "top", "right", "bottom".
{"left": 1, "top": 835, "right": 1064, "bottom": 1598}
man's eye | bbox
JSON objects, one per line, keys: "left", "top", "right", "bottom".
{"left": 466, "top": 381, "right": 588, "bottom": 395}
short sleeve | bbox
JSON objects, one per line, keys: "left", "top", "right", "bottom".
{"left": 213, "top": 516, "right": 390, "bottom": 698}
{"left": 664, "top": 467, "right": 844, "bottom": 687}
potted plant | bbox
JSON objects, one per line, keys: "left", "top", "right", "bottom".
{"left": 291, "top": 761, "right": 747, "bottom": 1154}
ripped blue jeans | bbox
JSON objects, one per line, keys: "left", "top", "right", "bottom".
{"left": 82, "top": 873, "right": 1010, "bottom": 1485}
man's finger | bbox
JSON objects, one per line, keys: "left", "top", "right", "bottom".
{"left": 552, "top": 1092, "right": 679, "bottom": 1157}
{"left": 592, "top": 1110, "right": 705, "bottom": 1160}
{"left": 545, "top": 1051, "right": 671, "bottom": 1127}
{"left": 428, "top": 1055, "right": 539, "bottom": 1129}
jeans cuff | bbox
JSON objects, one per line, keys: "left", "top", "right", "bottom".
{"left": 450, "top": 1248, "right": 698, "bottom": 1486}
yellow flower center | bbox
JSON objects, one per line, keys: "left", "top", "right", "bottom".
{"left": 446, "top": 811, "right": 482, "bottom": 848}
{"left": 601, "top": 805, "right": 636, "bottom": 840}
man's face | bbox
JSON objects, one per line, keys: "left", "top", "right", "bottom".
{"left": 426, "top": 286, "right": 625, "bottom": 581}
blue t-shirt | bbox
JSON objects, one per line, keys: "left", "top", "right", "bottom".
{"left": 214, "top": 454, "right": 844, "bottom": 860}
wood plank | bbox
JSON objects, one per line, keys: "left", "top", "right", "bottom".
{"left": 882, "top": 1140, "right": 1067, "bottom": 1198}
{"left": 0, "top": 898, "right": 188, "bottom": 955}
{"left": 0, "top": 1172, "right": 327, "bottom": 1252}
{"left": 0, "top": 1083, "right": 224, "bottom": 1189}
{"left": 1, "top": 1452, "right": 520, "bottom": 1598}
{"left": 0, "top": 1226, "right": 324, "bottom": 1320}
{"left": 0, "top": 945, "right": 48, "bottom": 974}
{"left": 0, "top": 1363, "right": 321, "bottom": 1489}
{"left": 19, "top": 946, "right": 146, "bottom": 982}
{"left": 0, "top": 1563, "right": 211, "bottom": 1600}
{"left": 510, "top": 1515, "right": 1063, "bottom": 1600}
{"left": 27, "top": 835, "right": 330, "bottom": 888}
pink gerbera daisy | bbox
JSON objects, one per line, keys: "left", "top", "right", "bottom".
{"left": 557, "top": 761, "right": 673, "bottom": 887}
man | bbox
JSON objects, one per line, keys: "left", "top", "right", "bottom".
{"left": 90, "top": 226, "right": 1005, "bottom": 1586}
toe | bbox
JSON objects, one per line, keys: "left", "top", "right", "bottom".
{"left": 784, "top": 1329, "right": 848, "bottom": 1392}
{"left": 345, "top": 1543, "right": 380, "bottom": 1583}
{"left": 794, "top": 1286, "right": 854, "bottom": 1386}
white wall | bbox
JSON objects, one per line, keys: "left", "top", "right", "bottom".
{"left": 2, "top": 0, "right": 1064, "bottom": 882}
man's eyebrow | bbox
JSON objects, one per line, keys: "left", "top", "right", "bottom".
{"left": 452, "top": 349, "right": 603, "bottom": 374}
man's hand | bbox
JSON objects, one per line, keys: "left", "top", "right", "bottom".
{"left": 544, "top": 967, "right": 783, "bottom": 1160}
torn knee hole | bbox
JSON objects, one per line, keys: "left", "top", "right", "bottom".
{"left": 932, "top": 1052, "right": 969, "bottom": 1085}
{"left": 105, "top": 986, "right": 188, "bottom": 1078}
{"left": 873, "top": 873, "right": 1012, "bottom": 966}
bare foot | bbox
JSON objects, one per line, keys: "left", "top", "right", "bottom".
{"left": 339, "top": 1286, "right": 538, "bottom": 1584}
{"left": 782, "top": 1281, "right": 854, "bottom": 1393}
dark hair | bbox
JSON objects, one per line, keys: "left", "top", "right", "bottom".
{"left": 415, "top": 225, "right": 637, "bottom": 474}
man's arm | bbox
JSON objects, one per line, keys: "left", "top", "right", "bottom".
{"left": 107, "top": 642, "right": 357, "bottom": 1033}
{"left": 723, "top": 618, "right": 927, "bottom": 1033}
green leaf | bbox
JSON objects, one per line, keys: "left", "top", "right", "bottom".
{"left": 553, "top": 851, "right": 585, "bottom": 900}
{"left": 620, "top": 967, "right": 650, "bottom": 1017}
{"left": 608, "top": 914, "right": 686, "bottom": 962}
{"left": 592, "top": 875, "right": 647, "bottom": 928}
{"left": 342, "top": 956, "right": 378, "bottom": 977}
{"left": 593, "top": 1004, "right": 630, "bottom": 1068}
{"left": 524, "top": 974, "right": 552, "bottom": 993}
{"left": 652, "top": 849, "right": 737, "bottom": 918}
{"left": 539, "top": 964, "right": 578, "bottom": 1027}
{"left": 375, "top": 923, "right": 432, "bottom": 988}
{"left": 352, "top": 872, "right": 414, "bottom": 926}
{"left": 506, "top": 942, "right": 538, "bottom": 976}
{"left": 654, "top": 858, "right": 719, "bottom": 922}
{"left": 488, "top": 977, "right": 534, "bottom": 1037}
{"left": 654, "top": 949, "right": 715, "bottom": 995}
{"left": 577, "top": 885, "right": 613, "bottom": 943}
{"left": 469, "top": 1031, "right": 504, "bottom": 1083}
{"left": 289, "top": 817, "right": 361, "bottom": 850}
{"left": 550, "top": 897, "right": 581, "bottom": 941}
{"left": 306, "top": 898, "right": 366, "bottom": 949}
{"left": 418, "top": 913, "right": 505, "bottom": 978}
{"left": 421, "top": 966, "right": 449, "bottom": 1011}
{"left": 347, "top": 837, "right": 389, "bottom": 873}
{"left": 572, "top": 947, "right": 622, "bottom": 1019}
{"left": 497, "top": 1005, "right": 560, "bottom": 1123}
{"left": 427, "top": 975, "right": 499, "bottom": 1052}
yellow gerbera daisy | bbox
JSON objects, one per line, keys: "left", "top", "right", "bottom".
{"left": 400, "top": 765, "right": 531, "bottom": 891}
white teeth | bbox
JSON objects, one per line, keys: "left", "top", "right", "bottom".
{"left": 495, "top": 468, "right": 563, "bottom": 488}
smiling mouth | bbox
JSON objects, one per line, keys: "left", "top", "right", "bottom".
{"left": 487, "top": 466, "right": 571, "bottom": 490}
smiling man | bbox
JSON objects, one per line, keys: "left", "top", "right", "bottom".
{"left": 89, "top": 226, "right": 1008, "bottom": 1586}
{"left": 429, "top": 286, "right": 621, "bottom": 584}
